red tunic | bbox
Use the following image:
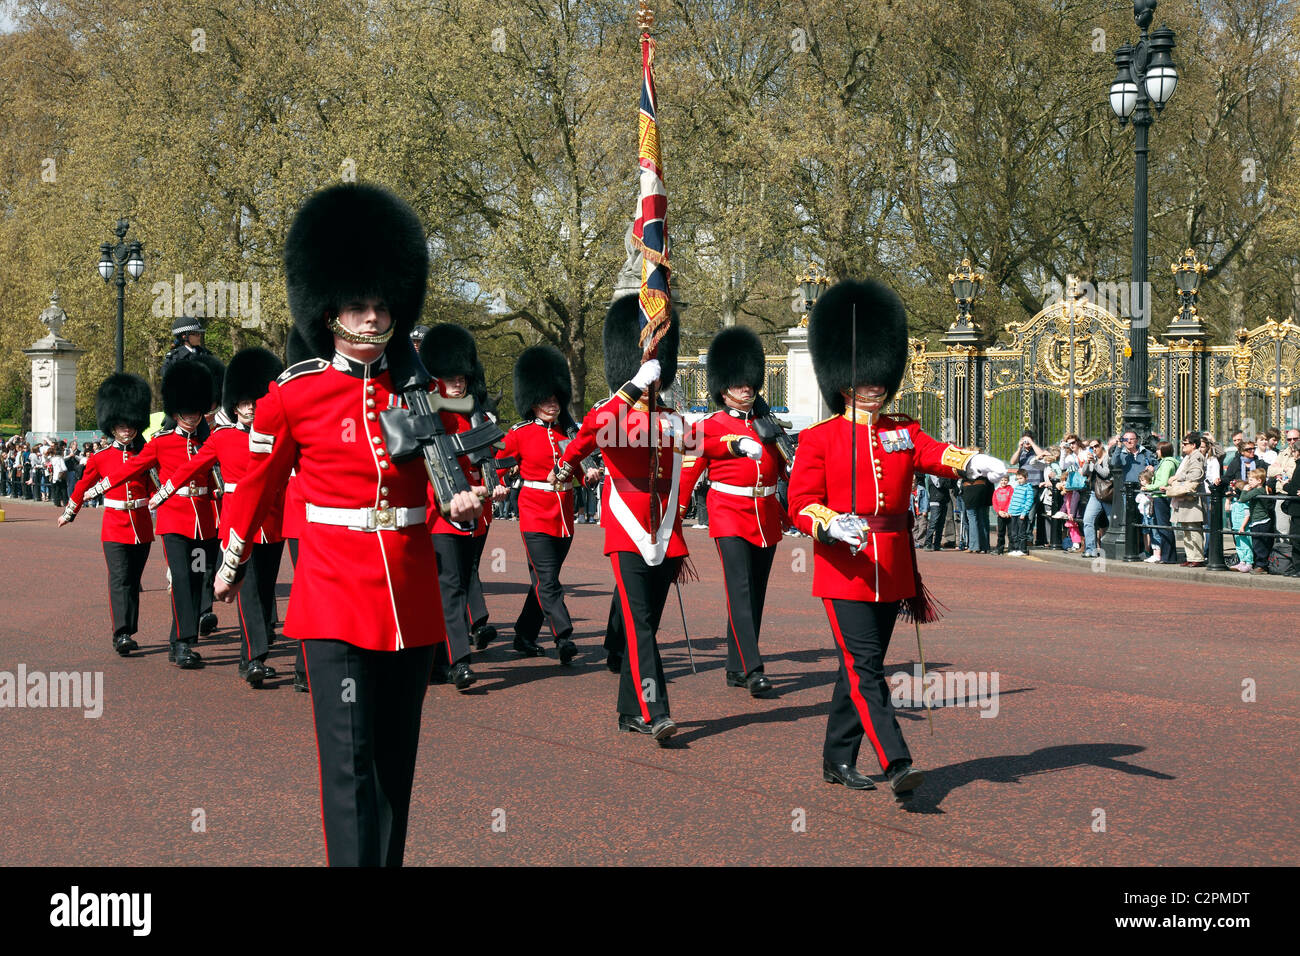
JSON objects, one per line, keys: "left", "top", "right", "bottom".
{"left": 426, "top": 404, "right": 493, "bottom": 537}
{"left": 559, "top": 385, "right": 686, "bottom": 562}
{"left": 787, "top": 412, "right": 967, "bottom": 601}
{"left": 498, "top": 420, "right": 576, "bottom": 537}
{"left": 165, "top": 424, "right": 285, "bottom": 544}
{"left": 220, "top": 353, "right": 450, "bottom": 652}
{"left": 66, "top": 444, "right": 156, "bottom": 544}
{"left": 100, "top": 427, "right": 220, "bottom": 539}
{"left": 281, "top": 472, "right": 305, "bottom": 539}
{"left": 679, "top": 408, "right": 788, "bottom": 548}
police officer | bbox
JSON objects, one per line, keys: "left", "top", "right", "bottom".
{"left": 497, "top": 345, "right": 589, "bottom": 663}
{"left": 555, "top": 294, "right": 686, "bottom": 744}
{"left": 787, "top": 279, "right": 1005, "bottom": 800}
{"left": 155, "top": 348, "right": 285, "bottom": 687}
{"left": 679, "top": 326, "right": 785, "bottom": 697}
{"left": 214, "top": 183, "right": 484, "bottom": 866}
{"left": 58, "top": 374, "right": 156, "bottom": 657}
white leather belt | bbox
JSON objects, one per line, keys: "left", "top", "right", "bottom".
{"left": 174, "top": 486, "right": 209, "bottom": 497}
{"left": 305, "top": 503, "right": 426, "bottom": 531}
{"left": 104, "top": 498, "right": 147, "bottom": 511}
{"left": 710, "top": 480, "right": 777, "bottom": 498}
{"left": 523, "top": 479, "right": 576, "bottom": 492}
{"left": 223, "top": 482, "right": 237, "bottom": 492}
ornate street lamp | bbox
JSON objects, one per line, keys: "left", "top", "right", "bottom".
{"left": 943, "top": 257, "right": 984, "bottom": 345}
{"left": 795, "top": 262, "right": 831, "bottom": 328}
{"left": 1109, "top": 0, "right": 1178, "bottom": 449}
{"left": 97, "top": 218, "right": 145, "bottom": 373}
{"left": 1167, "top": 248, "right": 1209, "bottom": 339}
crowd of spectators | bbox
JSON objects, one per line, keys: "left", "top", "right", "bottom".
{"left": 2, "top": 434, "right": 119, "bottom": 508}
{"left": 909, "top": 425, "right": 1300, "bottom": 576}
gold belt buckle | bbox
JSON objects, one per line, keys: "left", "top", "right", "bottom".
{"left": 753, "top": 481, "right": 764, "bottom": 497}
{"left": 374, "top": 506, "right": 396, "bottom": 529}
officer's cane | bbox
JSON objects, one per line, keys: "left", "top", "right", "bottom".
{"left": 674, "top": 581, "right": 697, "bottom": 673}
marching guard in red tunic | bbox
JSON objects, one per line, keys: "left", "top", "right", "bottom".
{"left": 85, "top": 360, "right": 222, "bottom": 670}
{"left": 497, "top": 344, "right": 591, "bottom": 663}
{"left": 679, "top": 326, "right": 787, "bottom": 697}
{"left": 555, "top": 294, "right": 686, "bottom": 744}
{"left": 155, "top": 348, "right": 285, "bottom": 687}
{"left": 787, "top": 279, "right": 1005, "bottom": 800}
{"left": 213, "top": 183, "right": 485, "bottom": 866}
{"left": 59, "top": 374, "right": 157, "bottom": 657}
{"left": 420, "top": 324, "right": 508, "bottom": 689}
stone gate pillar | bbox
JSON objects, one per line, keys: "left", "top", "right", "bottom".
{"left": 22, "top": 292, "right": 84, "bottom": 437}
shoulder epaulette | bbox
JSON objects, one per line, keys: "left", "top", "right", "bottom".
{"left": 153, "top": 428, "right": 176, "bottom": 438}
{"left": 591, "top": 397, "right": 612, "bottom": 410}
{"left": 806, "top": 414, "right": 839, "bottom": 430}
{"left": 510, "top": 420, "right": 534, "bottom": 431}
{"left": 212, "top": 423, "right": 238, "bottom": 434}
{"left": 277, "top": 358, "right": 329, "bottom": 385}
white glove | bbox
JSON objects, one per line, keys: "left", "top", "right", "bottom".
{"left": 966, "top": 453, "right": 1007, "bottom": 482}
{"left": 148, "top": 491, "right": 167, "bottom": 510}
{"left": 737, "top": 437, "right": 763, "bottom": 460}
{"left": 630, "top": 359, "right": 661, "bottom": 390}
{"left": 827, "top": 514, "right": 865, "bottom": 550}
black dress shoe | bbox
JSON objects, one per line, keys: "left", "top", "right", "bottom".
{"left": 618, "top": 713, "right": 652, "bottom": 734}
{"left": 245, "top": 660, "right": 268, "bottom": 687}
{"left": 556, "top": 638, "right": 578, "bottom": 665}
{"left": 449, "top": 662, "right": 477, "bottom": 691}
{"left": 198, "top": 613, "right": 218, "bottom": 636}
{"left": 822, "top": 760, "right": 877, "bottom": 790}
{"left": 726, "top": 670, "right": 774, "bottom": 697}
{"left": 472, "top": 624, "right": 498, "bottom": 650}
{"left": 174, "top": 642, "right": 202, "bottom": 669}
{"left": 650, "top": 715, "right": 677, "bottom": 743}
{"left": 513, "top": 634, "right": 544, "bottom": 657}
{"left": 293, "top": 670, "right": 309, "bottom": 693}
{"left": 261, "top": 663, "right": 278, "bottom": 679}
{"left": 606, "top": 651, "right": 622, "bottom": 673}
{"left": 885, "top": 759, "right": 925, "bottom": 795}
{"left": 113, "top": 635, "right": 138, "bottom": 656}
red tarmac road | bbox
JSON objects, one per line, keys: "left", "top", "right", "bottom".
{"left": 1, "top": 498, "right": 1295, "bottom": 866}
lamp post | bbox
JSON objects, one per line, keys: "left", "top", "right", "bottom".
{"left": 795, "top": 262, "right": 831, "bottom": 328}
{"left": 1109, "top": 0, "right": 1178, "bottom": 449}
{"left": 943, "top": 258, "right": 984, "bottom": 346}
{"left": 96, "top": 218, "right": 145, "bottom": 374}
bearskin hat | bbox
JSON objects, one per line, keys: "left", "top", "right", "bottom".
{"left": 808, "top": 278, "right": 908, "bottom": 413}
{"left": 161, "top": 359, "right": 214, "bottom": 418}
{"left": 284, "top": 182, "right": 430, "bottom": 359}
{"left": 514, "top": 345, "right": 576, "bottom": 429}
{"left": 222, "top": 348, "right": 285, "bottom": 419}
{"left": 706, "top": 326, "right": 765, "bottom": 407}
{"left": 418, "top": 323, "right": 476, "bottom": 379}
{"left": 95, "top": 373, "right": 151, "bottom": 437}
{"left": 602, "top": 293, "right": 679, "bottom": 394}
{"left": 194, "top": 353, "right": 226, "bottom": 411}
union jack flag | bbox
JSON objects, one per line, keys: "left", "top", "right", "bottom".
{"left": 633, "top": 26, "right": 671, "bottom": 360}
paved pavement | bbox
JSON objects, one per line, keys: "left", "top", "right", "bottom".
{"left": 1, "top": 498, "right": 1295, "bottom": 866}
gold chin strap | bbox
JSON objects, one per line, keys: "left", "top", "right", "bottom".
{"left": 328, "top": 316, "right": 394, "bottom": 345}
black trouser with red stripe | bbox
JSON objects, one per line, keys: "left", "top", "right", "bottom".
{"left": 236, "top": 541, "right": 284, "bottom": 667}
{"left": 604, "top": 595, "right": 624, "bottom": 658}
{"left": 432, "top": 533, "right": 478, "bottom": 667}
{"left": 822, "top": 598, "right": 910, "bottom": 772}
{"left": 162, "top": 534, "right": 218, "bottom": 648}
{"left": 715, "top": 537, "right": 776, "bottom": 677}
{"left": 467, "top": 533, "right": 490, "bottom": 631}
{"left": 103, "top": 542, "right": 150, "bottom": 642}
{"left": 610, "top": 551, "right": 680, "bottom": 721}
{"left": 516, "top": 532, "right": 574, "bottom": 644}
{"left": 302, "top": 638, "right": 435, "bottom": 867}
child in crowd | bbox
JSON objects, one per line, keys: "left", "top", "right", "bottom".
{"left": 1237, "top": 468, "right": 1275, "bottom": 574}
{"left": 1228, "top": 478, "right": 1254, "bottom": 572}
{"left": 1007, "top": 469, "right": 1035, "bottom": 556}
{"left": 992, "top": 474, "right": 1013, "bottom": 554}
{"left": 1136, "top": 465, "right": 1158, "bottom": 562}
